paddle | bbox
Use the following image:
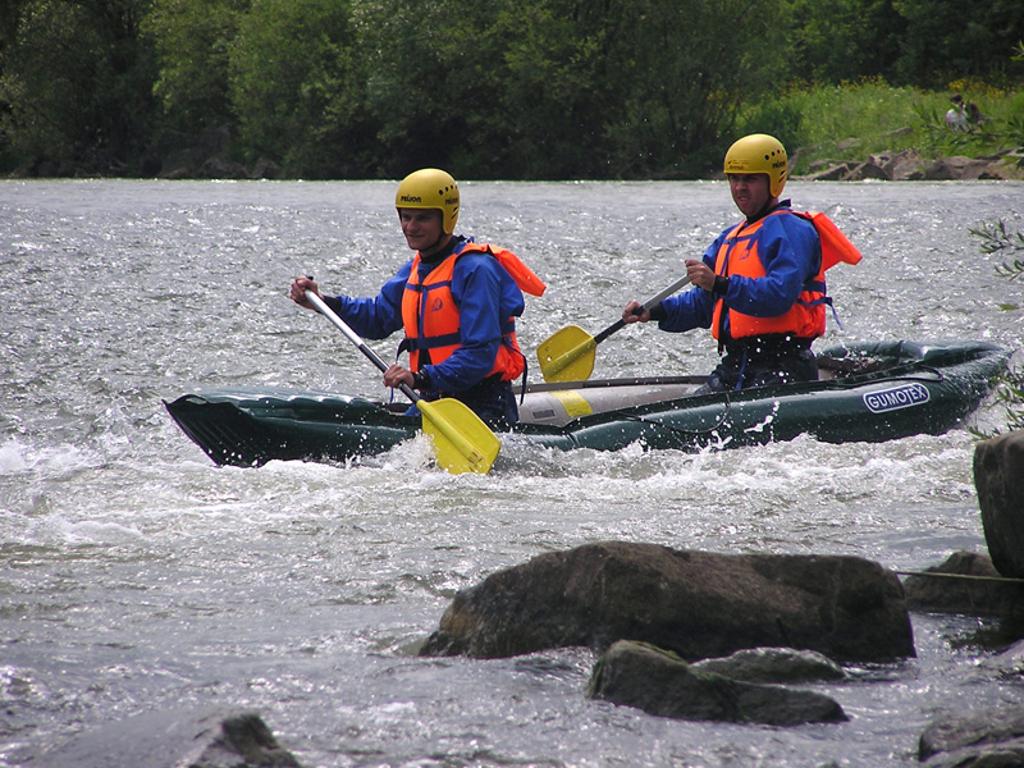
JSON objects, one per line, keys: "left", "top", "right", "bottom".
{"left": 304, "top": 290, "right": 500, "bottom": 475}
{"left": 536, "top": 275, "right": 692, "bottom": 382}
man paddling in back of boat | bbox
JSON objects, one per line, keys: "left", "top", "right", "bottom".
{"left": 289, "top": 168, "right": 545, "bottom": 428}
{"left": 621, "top": 133, "right": 861, "bottom": 393}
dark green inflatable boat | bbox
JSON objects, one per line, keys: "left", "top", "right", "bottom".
{"left": 165, "top": 340, "right": 1010, "bottom": 468}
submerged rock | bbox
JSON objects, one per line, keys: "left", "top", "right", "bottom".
{"left": 419, "top": 541, "right": 914, "bottom": 662}
{"left": 974, "top": 430, "right": 1024, "bottom": 578}
{"left": 692, "top": 646, "right": 846, "bottom": 683}
{"left": 587, "top": 640, "right": 847, "bottom": 725}
{"left": 40, "top": 708, "right": 302, "bottom": 768}
{"left": 919, "top": 706, "right": 1024, "bottom": 766}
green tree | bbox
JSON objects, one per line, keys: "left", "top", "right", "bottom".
{"left": 598, "top": 0, "right": 789, "bottom": 178}
{"left": 353, "top": 0, "right": 615, "bottom": 178}
{"left": 355, "top": 0, "right": 789, "bottom": 179}
{"left": 0, "top": 0, "right": 31, "bottom": 168}
{"left": 892, "top": 0, "right": 1024, "bottom": 85}
{"left": 229, "top": 0, "right": 373, "bottom": 177}
{"left": 350, "top": 0, "right": 508, "bottom": 177}
{"left": 1, "top": 1, "right": 29, "bottom": 50}
{"left": 142, "top": 0, "right": 248, "bottom": 136}
{"left": 784, "top": 0, "right": 906, "bottom": 84}
{"left": 492, "top": 0, "right": 618, "bottom": 178}
{"left": 0, "top": 0, "right": 156, "bottom": 174}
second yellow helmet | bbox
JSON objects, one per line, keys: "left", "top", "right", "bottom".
{"left": 723, "top": 134, "right": 788, "bottom": 198}
{"left": 395, "top": 168, "right": 460, "bottom": 235}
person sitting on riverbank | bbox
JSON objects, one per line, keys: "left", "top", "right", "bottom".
{"left": 620, "top": 133, "right": 861, "bottom": 393}
{"left": 945, "top": 94, "right": 969, "bottom": 131}
{"left": 289, "top": 168, "right": 545, "bottom": 429}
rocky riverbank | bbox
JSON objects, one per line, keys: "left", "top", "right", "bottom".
{"left": 795, "top": 147, "right": 1024, "bottom": 182}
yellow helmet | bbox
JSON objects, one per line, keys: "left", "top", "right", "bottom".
{"left": 394, "top": 168, "right": 460, "bottom": 235}
{"left": 723, "top": 134, "right": 788, "bottom": 198}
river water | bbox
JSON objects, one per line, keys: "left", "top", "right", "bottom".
{"left": 1, "top": 179, "right": 1022, "bottom": 767}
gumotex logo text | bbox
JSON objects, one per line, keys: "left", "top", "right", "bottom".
{"left": 862, "top": 383, "right": 930, "bottom": 413}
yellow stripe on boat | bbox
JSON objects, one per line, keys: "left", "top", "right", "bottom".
{"left": 551, "top": 390, "right": 593, "bottom": 419}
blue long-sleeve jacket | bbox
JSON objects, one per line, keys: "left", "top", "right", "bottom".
{"left": 328, "top": 236, "right": 525, "bottom": 394}
{"left": 657, "top": 202, "right": 821, "bottom": 340}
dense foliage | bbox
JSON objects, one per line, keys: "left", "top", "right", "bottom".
{"left": 1, "top": 0, "right": 1022, "bottom": 178}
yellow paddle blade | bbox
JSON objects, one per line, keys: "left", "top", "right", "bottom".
{"left": 417, "top": 398, "right": 501, "bottom": 474}
{"left": 536, "top": 324, "right": 597, "bottom": 382}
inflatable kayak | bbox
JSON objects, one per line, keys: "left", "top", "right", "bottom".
{"left": 165, "top": 340, "right": 1010, "bottom": 468}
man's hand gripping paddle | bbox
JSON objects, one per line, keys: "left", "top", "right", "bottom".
{"left": 535, "top": 275, "right": 692, "bottom": 382}
{"left": 305, "top": 290, "right": 500, "bottom": 474}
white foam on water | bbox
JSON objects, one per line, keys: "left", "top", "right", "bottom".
{"left": 0, "top": 437, "right": 98, "bottom": 478}
{"left": 48, "top": 516, "right": 146, "bottom": 546}
{"left": 0, "top": 439, "right": 30, "bottom": 474}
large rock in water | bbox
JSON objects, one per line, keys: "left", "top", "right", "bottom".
{"left": 588, "top": 640, "right": 847, "bottom": 726}
{"left": 919, "top": 706, "right": 1024, "bottom": 767}
{"left": 419, "top": 541, "right": 914, "bottom": 662}
{"left": 902, "top": 550, "right": 1024, "bottom": 617}
{"left": 40, "top": 708, "right": 302, "bottom": 768}
{"left": 974, "top": 430, "right": 1024, "bottom": 578}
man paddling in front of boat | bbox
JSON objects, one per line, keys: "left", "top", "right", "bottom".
{"left": 621, "top": 133, "right": 860, "bottom": 393}
{"left": 289, "top": 168, "right": 545, "bottom": 428}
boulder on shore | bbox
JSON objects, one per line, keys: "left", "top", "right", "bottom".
{"left": 40, "top": 708, "right": 302, "bottom": 768}
{"left": 878, "top": 148, "right": 926, "bottom": 180}
{"left": 419, "top": 541, "right": 915, "bottom": 662}
{"left": 587, "top": 640, "right": 847, "bottom": 726}
{"left": 974, "top": 430, "right": 1024, "bottom": 578}
{"left": 795, "top": 147, "right": 1024, "bottom": 181}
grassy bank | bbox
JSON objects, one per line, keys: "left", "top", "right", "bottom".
{"left": 738, "top": 79, "right": 1024, "bottom": 175}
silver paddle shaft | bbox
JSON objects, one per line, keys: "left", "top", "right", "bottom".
{"left": 305, "top": 289, "right": 420, "bottom": 402}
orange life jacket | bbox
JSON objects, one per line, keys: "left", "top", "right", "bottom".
{"left": 710, "top": 209, "right": 862, "bottom": 341}
{"left": 400, "top": 241, "right": 545, "bottom": 382}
